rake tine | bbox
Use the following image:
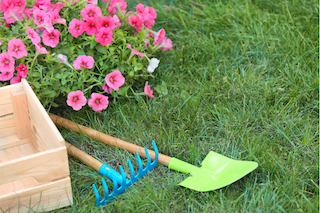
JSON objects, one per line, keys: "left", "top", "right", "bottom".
{"left": 128, "top": 159, "right": 137, "bottom": 182}
{"left": 144, "top": 147, "right": 151, "bottom": 170}
{"left": 119, "top": 165, "right": 128, "bottom": 188}
{"left": 102, "top": 178, "right": 110, "bottom": 200}
{"left": 150, "top": 141, "right": 159, "bottom": 168}
{"left": 60, "top": 136, "right": 159, "bottom": 207}
{"left": 92, "top": 183, "right": 100, "bottom": 206}
{"left": 136, "top": 153, "right": 144, "bottom": 175}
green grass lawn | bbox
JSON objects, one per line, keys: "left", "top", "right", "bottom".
{"left": 51, "top": 0, "right": 319, "bottom": 212}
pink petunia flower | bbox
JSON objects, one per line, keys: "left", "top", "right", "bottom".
{"left": 33, "top": 8, "right": 48, "bottom": 26}
{"left": 49, "top": 10, "right": 66, "bottom": 25}
{"left": 66, "top": 90, "right": 87, "bottom": 111}
{"left": 136, "top": 3, "right": 148, "bottom": 21}
{"left": 23, "top": 8, "right": 33, "bottom": 19}
{"left": 0, "top": 39, "right": 2, "bottom": 46}
{"left": 43, "top": 16, "right": 54, "bottom": 33}
{"left": 73, "top": 55, "right": 94, "bottom": 70}
{"left": 8, "top": 38, "right": 28, "bottom": 59}
{"left": 143, "top": 18, "right": 155, "bottom": 28}
{"left": 153, "top": 28, "right": 166, "bottom": 45}
{"left": 0, "top": 0, "right": 15, "bottom": 13}
{"left": 16, "top": 63, "right": 28, "bottom": 78}
{"left": 146, "top": 6, "right": 157, "bottom": 20}
{"left": 0, "top": 52, "right": 15, "bottom": 72}
{"left": 10, "top": 76, "right": 22, "bottom": 84}
{"left": 13, "top": 0, "right": 27, "bottom": 9}
{"left": 112, "top": 15, "right": 121, "bottom": 28}
{"left": 4, "top": 7, "right": 24, "bottom": 24}
{"left": 127, "top": 43, "right": 144, "bottom": 57}
{"left": 95, "top": 28, "right": 113, "bottom": 46}
{"left": 0, "top": 70, "right": 14, "bottom": 81}
{"left": 128, "top": 15, "right": 142, "bottom": 31}
{"left": 98, "top": 16, "right": 116, "bottom": 30}
{"left": 35, "top": 43, "right": 50, "bottom": 55}
{"left": 144, "top": 39, "right": 150, "bottom": 48}
{"left": 144, "top": 81, "right": 154, "bottom": 98}
{"left": 80, "top": 4, "right": 102, "bottom": 21}
{"left": 83, "top": 20, "right": 99, "bottom": 36}
{"left": 26, "top": 27, "right": 41, "bottom": 45}
{"left": 102, "top": 83, "right": 113, "bottom": 94}
{"left": 108, "top": 0, "right": 127, "bottom": 15}
{"left": 88, "top": 93, "right": 109, "bottom": 112}
{"left": 159, "top": 37, "right": 173, "bottom": 51}
{"left": 68, "top": 18, "right": 85, "bottom": 38}
{"left": 105, "top": 70, "right": 125, "bottom": 91}
{"left": 50, "top": 2, "right": 66, "bottom": 12}
{"left": 86, "top": 0, "right": 98, "bottom": 5}
{"left": 42, "top": 29, "right": 60, "bottom": 48}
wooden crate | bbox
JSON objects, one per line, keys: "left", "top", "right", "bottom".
{"left": 0, "top": 79, "right": 73, "bottom": 213}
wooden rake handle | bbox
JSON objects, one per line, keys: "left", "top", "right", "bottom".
{"left": 50, "top": 114, "right": 172, "bottom": 167}
{"left": 65, "top": 141, "right": 104, "bottom": 172}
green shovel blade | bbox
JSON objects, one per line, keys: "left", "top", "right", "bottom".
{"left": 168, "top": 151, "right": 258, "bottom": 192}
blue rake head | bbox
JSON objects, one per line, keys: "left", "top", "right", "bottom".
{"left": 92, "top": 141, "right": 159, "bottom": 206}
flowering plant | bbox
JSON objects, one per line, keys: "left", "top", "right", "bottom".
{"left": 0, "top": 0, "right": 172, "bottom": 111}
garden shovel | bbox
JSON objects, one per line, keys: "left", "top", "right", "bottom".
{"left": 50, "top": 114, "right": 258, "bottom": 192}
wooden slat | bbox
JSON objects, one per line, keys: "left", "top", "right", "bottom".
{"left": 0, "top": 103, "right": 13, "bottom": 117}
{"left": 29, "top": 117, "right": 52, "bottom": 152}
{"left": 0, "top": 114, "right": 15, "bottom": 129}
{"left": 0, "top": 177, "right": 39, "bottom": 195}
{"left": 10, "top": 88, "right": 32, "bottom": 140}
{"left": 0, "top": 134, "right": 29, "bottom": 150}
{"left": 21, "top": 79, "right": 64, "bottom": 149}
{"left": 0, "top": 93, "right": 12, "bottom": 105}
{"left": 0, "top": 146, "right": 70, "bottom": 185}
{"left": 0, "top": 84, "right": 20, "bottom": 117}
{"left": 0, "top": 126, "right": 16, "bottom": 138}
{"left": 0, "top": 143, "right": 35, "bottom": 162}
{"left": 0, "top": 177, "right": 73, "bottom": 213}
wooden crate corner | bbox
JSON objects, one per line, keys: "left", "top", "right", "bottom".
{"left": 0, "top": 79, "right": 73, "bottom": 213}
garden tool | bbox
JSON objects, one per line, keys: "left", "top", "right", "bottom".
{"left": 64, "top": 140, "right": 158, "bottom": 206}
{"left": 50, "top": 114, "right": 258, "bottom": 192}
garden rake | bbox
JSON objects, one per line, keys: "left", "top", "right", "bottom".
{"left": 51, "top": 114, "right": 258, "bottom": 192}
{"left": 64, "top": 140, "right": 158, "bottom": 206}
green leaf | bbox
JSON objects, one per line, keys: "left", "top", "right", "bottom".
{"left": 60, "top": 47, "right": 70, "bottom": 55}
{"left": 51, "top": 102, "right": 59, "bottom": 107}
{"left": 68, "top": 35, "right": 74, "bottom": 43}
{"left": 109, "top": 47, "right": 115, "bottom": 55}
{"left": 78, "top": 49, "right": 85, "bottom": 55}
{"left": 90, "top": 39, "right": 96, "bottom": 49}
{"left": 155, "top": 81, "right": 168, "bottom": 96}
{"left": 33, "top": 82, "right": 40, "bottom": 88}
{"left": 54, "top": 73, "right": 62, "bottom": 79}
{"left": 31, "top": 72, "right": 41, "bottom": 78}
{"left": 61, "top": 79, "right": 67, "bottom": 85}
{"left": 43, "top": 90, "right": 57, "bottom": 98}
{"left": 180, "top": 90, "right": 189, "bottom": 101}
{"left": 134, "top": 63, "right": 143, "bottom": 71}
{"left": 52, "top": 80, "right": 60, "bottom": 90}
{"left": 96, "top": 45, "right": 108, "bottom": 54}
{"left": 116, "top": 86, "right": 130, "bottom": 96}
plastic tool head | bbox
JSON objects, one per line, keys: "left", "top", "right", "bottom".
{"left": 92, "top": 141, "right": 159, "bottom": 206}
{"left": 169, "top": 151, "right": 258, "bottom": 192}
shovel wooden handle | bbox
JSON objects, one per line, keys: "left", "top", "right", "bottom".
{"left": 64, "top": 141, "right": 104, "bottom": 172}
{"left": 50, "top": 114, "right": 172, "bottom": 167}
